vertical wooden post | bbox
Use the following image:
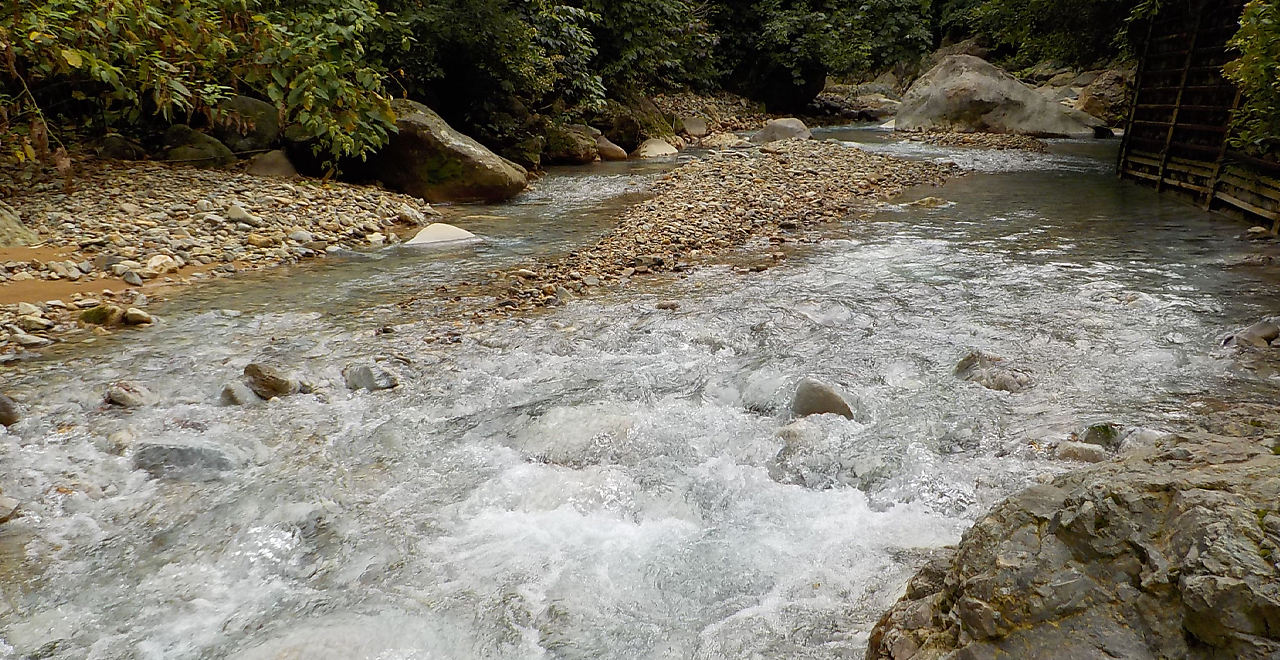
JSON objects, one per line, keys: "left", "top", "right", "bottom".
{"left": 1205, "top": 90, "right": 1242, "bottom": 211}
{"left": 1155, "top": 6, "right": 1205, "bottom": 193}
{"left": 1118, "top": 13, "right": 1157, "bottom": 177}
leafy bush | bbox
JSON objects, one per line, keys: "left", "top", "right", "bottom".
{"left": 939, "top": 0, "right": 1143, "bottom": 68}
{"left": 0, "top": 0, "right": 397, "bottom": 164}
{"left": 1225, "top": 0, "right": 1280, "bottom": 157}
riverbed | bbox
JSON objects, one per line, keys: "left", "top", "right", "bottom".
{"left": 1, "top": 130, "right": 1277, "bottom": 659}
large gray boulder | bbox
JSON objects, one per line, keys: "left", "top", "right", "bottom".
{"left": 358, "top": 99, "right": 528, "bottom": 203}
{"left": 867, "top": 430, "right": 1280, "bottom": 660}
{"left": 1074, "top": 69, "right": 1135, "bottom": 125}
{"left": 897, "top": 55, "right": 1104, "bottom": 138}
{"left": 0, "top": 201, "right": 38, "bottom": 247}
{"left": 162, "top": 125, "right": 236, "bottom": 168}
{"left": 213, "top": 95, "right": 280, "bottom": 154}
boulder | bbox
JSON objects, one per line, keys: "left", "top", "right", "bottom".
{"left": 749, "top": 118, "right": 812, "bottom": 144}
{"left": 342, "top": 365, "right": 399, "bottom": 391}
{"left": 356, "top": 99, "right": 528, "bottom": 203}
{"left": 133, "top": 440, "right": 244, "bottom": 480}
{"left": 679, "top": 116, "right": 709, "bottom": 138}
{"left": 162, "top": 125, "right": 236, "bottom": 168}
{"left": 1074, "top": 69, "right": 1135, "bottom": 125}
{"left": 631, "top": 138, "right": 678, "bottom": 159}
{"left": 596, "top": 135, "right": 628, "bottom": 161}
{"left": 0, "top": 393, "right": 19, "bottom": 427}
{"left": 867, "top": 431, "right": 1280, "bottom": 660}
{"left": 212, "top": 95, "right": 280, "bottom": 154}
{"left": 1226, "top": 317, "right": 1280, "bottom": 348}
{"left": 0, "top": 201, "right": 38, "bottom": 248}
{"left": 544, "top": 123, "right": 599, "bottom": 165}
{"left": 790, "top": 378, "right": 854, "bottom": 419}
{"left": 954, "top": 351, "right": 1033, "bottom": 392}
{"left": 405, "top": 223, "right": 478, "bottom": 246}
{"left": 591, "top": 97, "right": 673, "bottom": 152}
{"left": 897, "top": 55, "right": 1105, "bottom": 138}
{"left": 243, "top": 363, "right": 300, "bottom": 399}
{"left": 94, "top": 134, "right": 147, "bottom": 160}
{"left": 246, "top": 150, "right": 299, "bottom": 178}
{"left": 503, "top": 136, "right": 545, "bottom": 171}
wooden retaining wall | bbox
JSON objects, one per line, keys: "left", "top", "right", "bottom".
{"left": 1119, "top": 0, "right": 1280, "bottom": 229}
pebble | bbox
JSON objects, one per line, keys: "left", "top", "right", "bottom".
{"left": 342, "top": 364, "right": 399, "bottom": 391}
{"left": 105, "top": 381, "right": 155, "bottom": 408}
{"left": 0, "top": 393, "right": 19, "bottom": 426}
{"left": 656, "top": 301, "right": 680, "bottom": 310}
{"left": 243, "top": 363, "right": 299, "bottom": 399}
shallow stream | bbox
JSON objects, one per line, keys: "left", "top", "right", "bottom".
{"left": 1, "top": 129, "right": 1278, "bottom": 659}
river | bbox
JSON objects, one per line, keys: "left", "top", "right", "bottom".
{"left": 1, "top": 129, "right": 1276, "bottom": 659}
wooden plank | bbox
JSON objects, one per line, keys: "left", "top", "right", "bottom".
{"left": 1216, "top": 191, "right": 1280, "bottom": 221}
{"left": 1119, "top": 12, "right": 1158, "bottom": 176}
{"left": 1155, "top": 10, "right": 1201, "bottom": 196}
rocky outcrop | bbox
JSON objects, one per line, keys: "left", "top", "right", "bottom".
{"left": 212, "top": 95, "right": 280, "bottom": 154}
{"left": 162, "top": 125, "right": 237, "bottom": 168}
{"left": 355, "top": 99, "right": 528, "bottom": 203}
{"left": 1075, "top": 69, "right": 1135, "bottom": 125}
{"left": 0, "top": 201, "right": 38, "bottom": 247}
{"left": 867, "top": 430, "right": 1280, "bottom": 660}
{"left": 897, "top": 55, "right": 1105, "bottom": 138}
{"left": 750, "top": 118, "right": 812, "bottom": 144}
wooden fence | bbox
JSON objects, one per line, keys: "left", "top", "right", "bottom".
{"left": 1118, "top": 0, "right": 1280, "bottom": 229}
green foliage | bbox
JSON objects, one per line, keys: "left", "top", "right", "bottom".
{"left": 1225, "top": 0, "right": 1280, "bottom": 157}
{"left": 0, "top": 0, "right": 396, "bottom": 164}
{"left": 938, "top": 0, "right": 1143, "bottom": 68}
{"left": 574, "top": 0, "right": 715, "bottom": 92}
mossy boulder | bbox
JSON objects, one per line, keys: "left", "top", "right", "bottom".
{"left": 212, "top": 95, "right": 281, "bottom": 154}
{"left": 591, "top": 98, "right": 673, "bottom": 152}
{"left": 354, "top": 99, "right": 528, "bottom": 203}
{"left": 543, "top": 123, "right": 599, "bottom": 165}
{"left": 162, "top": 125, "right": 236, "bottom": 169}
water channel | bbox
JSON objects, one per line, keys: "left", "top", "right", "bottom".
{"left": 1, "top": 129, "right": 1277, "bottom": 659}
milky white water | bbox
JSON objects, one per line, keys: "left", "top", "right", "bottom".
{"left": 1, "top": 130, "right": 1278, "bottom": 659}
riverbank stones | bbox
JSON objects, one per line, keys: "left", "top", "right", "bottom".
{"left": 342, "top": 365, "right": 399, "bottom": 392}
{"left": 243, "top": 363, "right": 300, "bottom": 399}
{"left": 105, "top": 381, "right": 156, "bottom": 408}
{"left": 0, "top": 393, "right": 20, "bottom": 426}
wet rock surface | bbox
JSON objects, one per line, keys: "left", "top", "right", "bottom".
{"left": 867, "top": 411, "right": 1280, "bottom": 660}
{"left": 954, "top": 351, "right": 1033, "bottom": 392}
{"left": 790, "top": 378, "right": 854, "bottom": 419}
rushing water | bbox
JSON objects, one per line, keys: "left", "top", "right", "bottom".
{"left": 2, "top": 130, "right": 1278, "bottom": 660}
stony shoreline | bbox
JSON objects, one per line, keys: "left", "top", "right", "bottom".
{"left": 404, "top": 138, "right": 959, "bottom": 321}
{"left": 1, "top": 160, "right": 438, "bottom": 355}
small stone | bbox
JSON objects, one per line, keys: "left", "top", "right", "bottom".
{"left": 791, "top": 378, "right": 854, "bottom": 419}
{"left": 122, "top": 271, "right": 144, "bottom": 286}
{"left": 0, "top": 496, "right": 19, "bottom": 523}
{"left": 12, "top": 332, "right": 52, "bottom": 347}
{"left": 514, "top": 269, "right": 539, "bottom": 279}
{"left": 342, "top": 365, "right": 399, "bottom": 391}
{"left": 656, "top": 301, "right": 680, "bottom": 310}
{"left": 106, "top": 381, "right": 156, "bottom": 408}
{"left": 0, "top": 393, "right": 20, "bottom": 426}
{"left": 16, "top": 302, "right": 41, "bottom": 317}
{"left": 246, "top": 233, "right": 276, "bottom": 248}
{"left": 226, "top": 204, "right": 263, "bottom": 227}
{"left": 220, "top": 382, "right": 261, "bottom": 406}
{"left": 243, "top": 363, "right": 299, "bottom": 399}
{"left": 123, "top": 308, "right": 154, "bottom": 325}
{"left": 287, "top": 231, "right": 313, "bottom": 243}
{"left": 1056, "top": 441, "right": 1109, "bottom": 463}
{"left": 18, "top": 315, "right": 54, "bottom": 331}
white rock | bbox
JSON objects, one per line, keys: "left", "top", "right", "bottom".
{"left": 1056, "top": 441, "right": 1109, "bottom": 463}
{"left": 123, "top": 308, "right": 153, "bottom": 325}
{"left": 631, "top": 138, "right": 679, "bottom": 159}
{"left": 405, "top": 223, "right": 479, "bottom": 246}
{"left": 750, "top": 118, "right": 813, "bottom": 144}
{"left": 16, "top": 302, "right": 41, "bottom": 317}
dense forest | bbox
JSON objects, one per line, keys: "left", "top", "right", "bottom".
{"left": 1, "top": 0, "right": 1276, "bottom": 164}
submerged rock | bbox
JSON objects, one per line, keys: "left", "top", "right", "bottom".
{"left": 342, "top": 365, "right": 399, "bottom": 392}
{"left": 868, "top": 431, "right": 1280, "bottom": 660}
{"left": 243, "top": 363, "right": 300, "bottom": 399}
{"left": 954, "top": 351, "right": 1033, "bottom": 392}
{"left": 790, "top": 378, "right": 854, "bottom": 419}
{"left": 105, "top": 381, "right": 156, "bottom": 408}
{"left": 133, "top": 440, "right": 244, "bottom": 480}
{"left": 1225, "top": 317, "right": 1280, "bottom": 348}
{"left": 0, "top": 393, "right": 19, "bottom": 426}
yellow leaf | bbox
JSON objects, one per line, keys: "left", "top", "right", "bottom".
{"left": 61, "top": 49, "right": 83, "bottom": 68}
{"left": 22, "top": 144, "right": 36, "bottom": 161}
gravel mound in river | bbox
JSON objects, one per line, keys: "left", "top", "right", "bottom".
{"left": 437, "top": 138, "right": 958, "bottom": 317}
{"left": 899, "top": 130, "right": 1050, "bottom": 153}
